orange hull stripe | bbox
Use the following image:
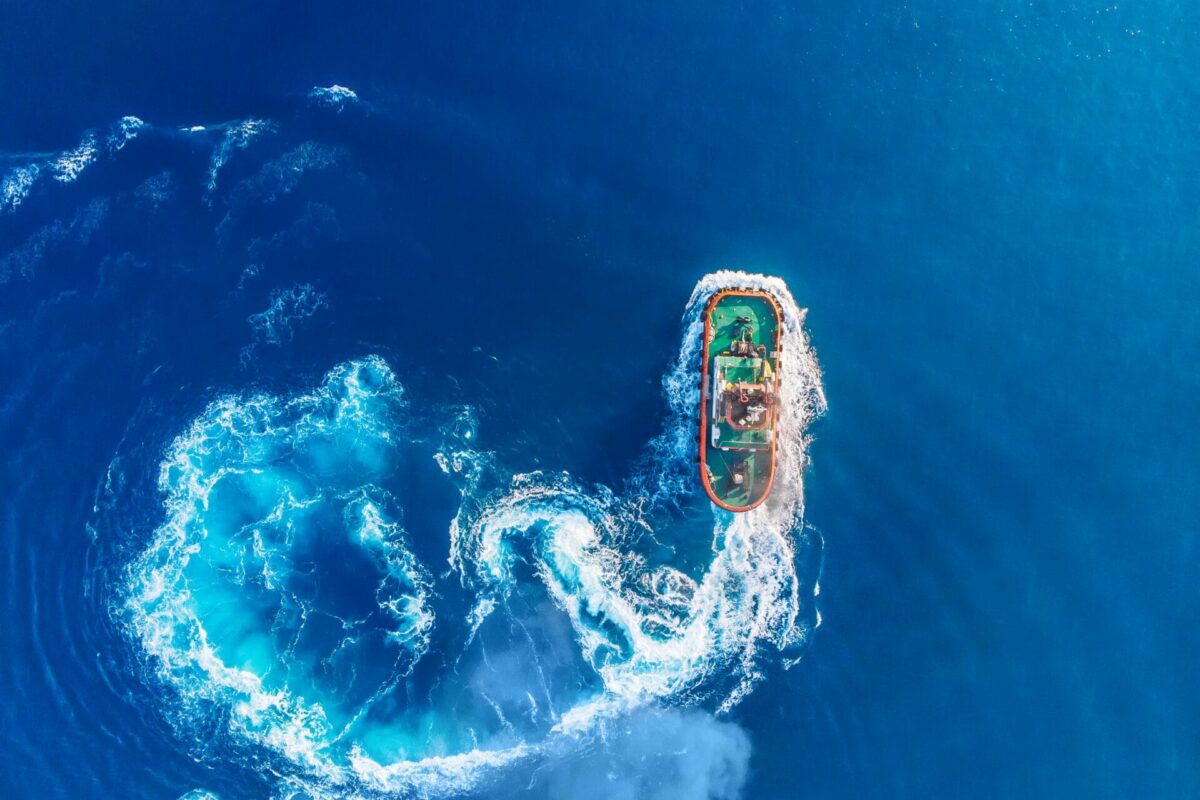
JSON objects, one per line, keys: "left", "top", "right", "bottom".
{"left": 698, "top": 289, "right": 782, "bottom": 512}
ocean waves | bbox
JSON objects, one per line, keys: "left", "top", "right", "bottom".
{"left": 241, "top": 283, "right": 329, "bottom": 363}
{"left": 203, "top": 119, "right": 275, "bottom": 196}
{"left": 453, "top": 473, "right": 810, "bottom": 708}
{"left": 121, "top": 271, "right": 824, "bottom": 798}
{"left": 0, "top": 105, "right": 330, "bottom": 221}
{"left": 453, "top": 271, "right": 826, "bottom": 713}
{"left": 309, "top": 85, "right": 360, "bottom": 113}
{"left": 124, "top": 356, "right": 426, "bottom": 782}
{"left": 0, "top": 197, "right": 109, "bottom": 284}
{"left": 1, "top": 117, "right": 146, "bottom": 213}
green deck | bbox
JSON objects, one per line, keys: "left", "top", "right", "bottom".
{"left": 701, "top": 293, "right": 781, "bottom": 510}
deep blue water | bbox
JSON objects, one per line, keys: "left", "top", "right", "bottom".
{"left": 2, "top": 2, "right": 1198, "bottom": 798}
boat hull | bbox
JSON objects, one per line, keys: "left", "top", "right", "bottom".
{"left": 698, "top": 289, "right": 783, "bottom": 511}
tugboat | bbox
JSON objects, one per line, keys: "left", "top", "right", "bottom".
{"left": 699, "top": 289, "right": 782, "bottom": 511}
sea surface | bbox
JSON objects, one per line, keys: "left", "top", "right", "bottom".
{"left": 1, "top": 3, "right": 1197, "bottom": 799}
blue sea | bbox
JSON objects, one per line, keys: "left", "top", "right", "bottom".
{"left": 1, "top": 3, "right": 1197, "bottom": 798}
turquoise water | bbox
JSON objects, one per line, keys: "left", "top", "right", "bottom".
{"left": 1, "top": 3, "right": 1198, "bottom": 798}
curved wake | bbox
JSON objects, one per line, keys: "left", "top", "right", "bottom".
{"left": 122, "top": 271, "right": 825, "bottom": 797}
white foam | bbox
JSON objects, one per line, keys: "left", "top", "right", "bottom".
{"left": 448, "top": 270, "right": 825, "bottom": 718}
{"left": 205, "top": 118, "right": 274, "bottom": 194}
{"left": 2, "top": 165, "right": 40, "bottom": 213}
{"left": 122, "top": 271, "right": 824, "bottom": 798}
{"left": 309, "top": 84, "right": 360, "bottom": 112}
{"left": 3, "top": 115, "right": 151, "bottom": 213}
{"left": 245, "top": 282, "right": 328, "bottom": 345}
{"left": 350, "top": 739, "right": 535, "bottom": 796}
{"left": 50, "top": 133, "right": 98, "bottom": 182}
{"left": 108, "top": 116, "right": 147, "bottom": 152}
{"left": 124, "top": 357, "right": 418, "bottom": 787}
{"left": 392, "top": 270, "right": 821, "bottom": 793}
{"left": 351, "top": 495, "right": 434, "bottom": 652}
{"left": 237, "top": 141, "right": 340, "bottom": 204}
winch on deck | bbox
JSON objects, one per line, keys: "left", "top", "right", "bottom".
{"left": 712, "top": 316, "right": 776, "bottom": 439}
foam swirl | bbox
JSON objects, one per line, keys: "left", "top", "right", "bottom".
{"left": 123, "top": 271, "right": 824, "bottom": 797}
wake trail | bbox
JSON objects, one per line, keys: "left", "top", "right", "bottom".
{"left": 121, "top": 270, "right": 825, "bottom": 798}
